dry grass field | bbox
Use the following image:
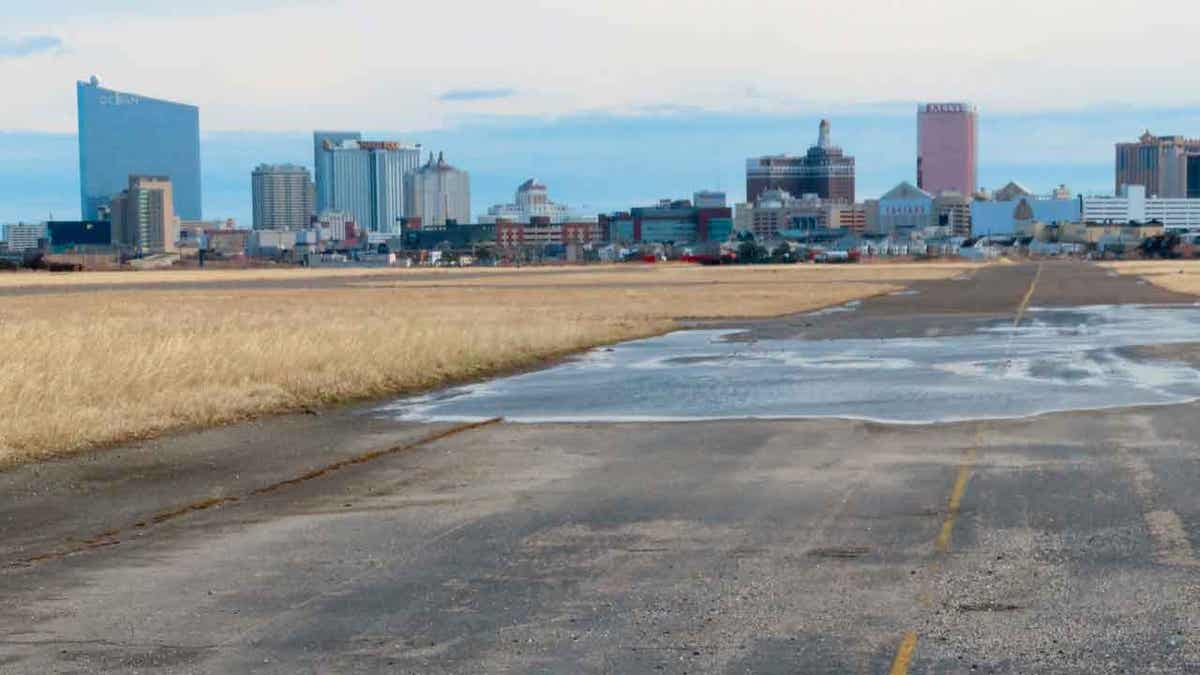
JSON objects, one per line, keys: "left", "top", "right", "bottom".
{"left": 0, "top": 263, "right": 977, "bottom": 466}
{"left": 1100, "top": 260, "right": 1200, "bottom": 296}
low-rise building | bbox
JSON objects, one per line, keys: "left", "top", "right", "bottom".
{"left": 47, "top": 221, "right": 112, "bottom": 250}
{"left": 207, "top": 229, "right": 250, "bottom": 257}
{"left": 2, "top": 222, "right": 47, "bottom": 252}
{"left": 248, "top": 229, "right": 295, "bottom": 257}
{"left": 970, "top": 191, "right": 1080, "bottom": 236}
{"left": 495, "top": 218, "right": 606, "bottom": 248}
{"left": 400, "top": 222, "right": 495, "bottom": 251}
{"left": 1082, "top": 184, "right": 1200, "bottom": 230}
{"left": 314, "top": 211, "right": 356, "bottom": 241}
{"left": 601, "top": 193, "right": 732, "bottom": 245}
{"left": 875, "top": 182, "right": 934, "bottom": 235}
{"left": 934, "top": 192, "right": 973, "bottom": 238}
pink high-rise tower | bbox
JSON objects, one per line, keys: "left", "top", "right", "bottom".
{"left": 917, "top": 103, "right": 979, "bottom": 196}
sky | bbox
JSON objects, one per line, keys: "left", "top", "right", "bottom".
{"left": 4, "top": 0, "right": 1200, "bottom": 223}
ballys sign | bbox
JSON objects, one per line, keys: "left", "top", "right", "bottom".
{"left": 924, "top": 103, "right": 967, "bottom": 114}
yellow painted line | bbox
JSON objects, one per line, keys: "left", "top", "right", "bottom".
{"left": 935, "top": 447, "right": 976, "bottom": 554}
{"left": 889, "top": 631, "right": 918, "bottom": 675}
{"left": 1013, "top": 263, "right": 1043, "bottom": 327}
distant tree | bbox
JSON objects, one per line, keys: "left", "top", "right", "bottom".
{"left": 737, "top": 240, "right": 766, "bottom": 264}
{"left": 770, "top": 243, "right": 794, "bottom": 263}
{"left": 1139, "top": 233, "right": 1180, "bottom": 259}
{"left": 473, "top": 244, "right": 497, "bottom": 263}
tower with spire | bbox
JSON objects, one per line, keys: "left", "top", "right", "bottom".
{"left": 745, "top": 119, "right": 855, "bottom": 203}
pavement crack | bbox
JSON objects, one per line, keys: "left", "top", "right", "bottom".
{"left": 4, "top": 418, "right": 503, "bottom": 570}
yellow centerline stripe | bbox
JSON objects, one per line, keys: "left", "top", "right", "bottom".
{"left": 889, "top": 631, "right": 919, "bottom": 675}
{"left": 891, "top": 265, "right": 1040, "bottom": 671}
{"left": 935, "top": 447, "right": 977, "bottom": 553}
{"left": 1013, "top": 262, "right": 1043, "bottom": 328}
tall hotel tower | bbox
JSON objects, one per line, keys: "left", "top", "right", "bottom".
{"left": 917, "top": 103, "right": 979, "bottom": 197}
{"left": 316, "top": 138, "right": 422, "bottom": 233}
{"left": 77, "top": 77, "right": 202, "bottom": 220}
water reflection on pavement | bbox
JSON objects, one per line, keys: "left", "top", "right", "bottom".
{"left": 381, "top": 305, "right": 1200, "bottom": 425}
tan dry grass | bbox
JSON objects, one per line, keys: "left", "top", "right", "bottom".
{"left": 0, "top": 264, "right": 975, "bottom": 466}
{"left": 0, "top": 260, "right": 981, "bottom": 288}
{"left": 1100, "top": 260, "right": 1200, "bottom": 295}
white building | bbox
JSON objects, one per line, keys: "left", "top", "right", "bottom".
{"left": 2, "top": 222, "right": 46, "bottom": 251}
{"left": 404, "top": 152, "right": 471, "bottom": 227}
{"left": 248, "top": 229, "right": 296, "bottom": 257}
{"left": 480, "top": 179, "right": 588, "bottom": 224}
{"left": 323, "top": 140, "right": 422, "bottom": 233}
{"left": 1083, "top": 184, "right": 1200, "bottom": 231}
{"left": 315, "top": 211, "right": 354, "bottom": 241}
{"left": 735, "top": 190, "right": 861, "bottom": 239}
{"left": 252, "top": 164, "right": 314, "bottom": 230}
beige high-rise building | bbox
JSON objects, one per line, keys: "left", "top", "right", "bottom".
{"left": 110, "top": 175, "right": 179, "bottom": 253}
{"left": 1115, "top": 131, "right": 1200, "bottom": 199}
{"left": 404, "top": 152, "right": 471, "bottom": 227}
{"left": 252, "top": 164, "right": 314, "bottom": 230}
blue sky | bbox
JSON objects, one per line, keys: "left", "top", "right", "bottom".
{"left": 4, "top": 0, "right": 1200, "bottom": 223}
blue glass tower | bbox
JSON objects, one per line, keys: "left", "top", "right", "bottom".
{"left": 77, "top": 78, "right": 202, "bottom": 220}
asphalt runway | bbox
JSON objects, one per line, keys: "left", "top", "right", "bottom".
{"left": 3, "top": 261, "right": 1200, "bottom": 674}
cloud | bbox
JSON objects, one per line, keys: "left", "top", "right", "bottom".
{"left": 0, "top": 35, "right": 63, "bottom": 59}
{"left": 439, "top": 88, "right": 517, "bottom": 103}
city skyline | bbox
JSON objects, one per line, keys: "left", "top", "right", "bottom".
{"left": 6, "top": 104, "right": 1200, "bottom": 226}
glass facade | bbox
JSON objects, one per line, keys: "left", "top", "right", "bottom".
{"left": 1188, "top": 155, "right": 1200, "bottom": 200}
{"left": 707, "top": 217, "right": 734, "bottom": 242}
{"left": 77, "top": 80, "right": 201, "bottom": 220}
{"left": 640, "top": 219, "right": 696, "bottom": 244}
{"left": 313, "top": 131, "right": 361, "bottom": 215}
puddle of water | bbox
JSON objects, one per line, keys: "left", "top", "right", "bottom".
{"left": 379, "top": 305, "right": 1200, "bottom": 425}
{"left": 806, "top": 300, "right": 862, "bottom": 317}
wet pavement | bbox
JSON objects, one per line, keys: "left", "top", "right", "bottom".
{"left": 383, "top": 304, "right": 1200, "bottom": 425}
{"left": 3, "top": 261, "right": 1200, "bottom": 674}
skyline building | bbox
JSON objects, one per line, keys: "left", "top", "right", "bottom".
{"left": 321, "top": 139, "right": 422, "bottom": 233}
{"left": 875, "top": 181, "right": 934, "bottom": 235}
{"left": 1114, "top": 131, "right": 1200, "bottom": 199}
{"left": 251, "top": 164, "right": 314, "bottom": 230}
{"left": 601, "top": 196, "right": 733, "bottom": 245}
{"left": 76, "top": 77, "right": 201, "bottom": 221}
{"left": 485, "top": 179, "right": 554, "bottom": 223}
{"left": 970, "top": 184, "right": 1080, "bottom": 236}
{"left": 2, "top": 222, "right": 47, "bottom": 252}
{"left": 405, "top": 152, "right": 471, "bottom": 227}
{"left": 313, "top": 131, "right": 361, "bottom": 215}
{"left": 1084, "top": 184, "right": 1200, "bottom": 230}
{"left": 110, "top": 175, "right": 179, "bottom": 253}
{"left": 917, "top": 102, "right": 979, "bottom": 197}
{"left": 745, "top": 119, "right": 855, "bottom": 203}
{"left": 735, "top": 189, "right": 865, "bottom": 240}
{"left": 480, "top": 179, "right": 584, "bottom": 224}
